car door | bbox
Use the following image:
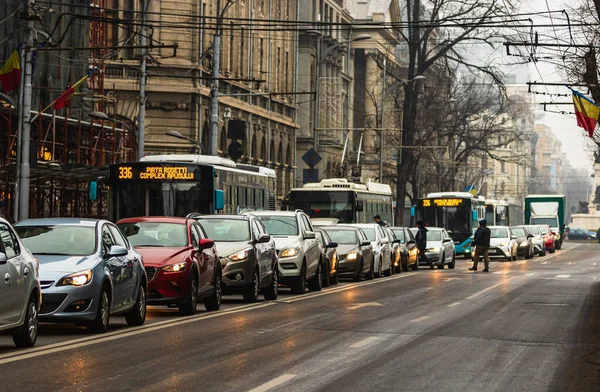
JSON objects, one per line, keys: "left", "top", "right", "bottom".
{"left": 191, "top": 224, "right": 211, "bottom": 291}
{"left": 442, "top": 230, "right": 453, "bottom": 262}
{"left": 0, "top": 223, "right": 25, "bottom": 325}
{"left": 300, "top": 214, "right": 319, "bottom": 274}
{"left": 108, "top": 224, "right": 138, "bottom": 309}
{"left": 376, "top": 226, "right": 390, "bottom": 269}
{"left": 251, "top": 219, "right": 269, "bottom": 284}
{"left": 358, "top": 229, "right": 372, "bottom": 273}
{"left": 101, "top": 225, "right": 127, "bottom": 312}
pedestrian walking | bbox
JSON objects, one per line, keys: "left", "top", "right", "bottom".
{"left": 415, "top": 221, "right": 435, "bottom": 269}
{"left": 374, "top": 214, "right": 387, "bottom": 227}
{"left": 469, "top": 219, "right": 491, "bottom": 272}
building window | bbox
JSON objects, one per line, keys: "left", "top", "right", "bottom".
{"left": 501, "top": 161, "right": 506, "bottom": 173}
{"left": 251, "top": 133, "right": 257, "bottom": 158}
{"left": 276, "top": 47, "right": 281, "bottom": 91}
{"left": 259, "top": 38, "right": 265, "bottom": 76}
{"left": 240, "top": 27, "right": 245, "bottom": 78}
{"left": 261, "top": 136, "right": 267, "bottom": 160}
{"left": 285, "top": 51, "right": 289, "bottom": 94}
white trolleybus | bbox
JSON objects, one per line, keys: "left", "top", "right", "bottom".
{"left": 284, "top": 178, "right": 394, "bottom": 225}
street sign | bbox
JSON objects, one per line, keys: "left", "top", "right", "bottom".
{"left": 302, "top": 148, "right": 321, "bottom": 168}
{"left": 303, "top": 168, "right": 318, "bottom": 184}
{"left": 227, "top": 141, "right": 243, "bottom": 161}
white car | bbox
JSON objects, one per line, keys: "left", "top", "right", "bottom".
{"left": 0, "top": 218, "right": 41, "bottom": 347}
{"left": 346, "top": 224, "right": 393, "bottom": 277}
{"left": 410, "top": 227, "right": 456, "bottom": 269}
{"left": 487, "top": 226, "right": 518, "bottom": 261}
{"left": 523, "top": 225, "right": 546, "bottom": 257}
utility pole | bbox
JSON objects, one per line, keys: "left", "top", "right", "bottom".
{"left": 209, "top": 0, "right": 222, "bottom": 156}
{"left": 379, "top": 57, "right": 386, "bottom": 183}
{"left": 137, "top": 0, "right": 148, "bottom": 160}
{"left": 18, "top": 0, "right": 35, "bottom": 221}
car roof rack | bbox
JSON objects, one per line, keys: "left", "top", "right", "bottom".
{"left": 186, "top": 212, "right": 203, "bottom": 218}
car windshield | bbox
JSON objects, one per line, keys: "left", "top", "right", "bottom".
{"left": 198, "top": 219, "right": 250, "bottom": 242}
{"left": 510, "top": 228, "right": 526, "bottom": 237}
{"left": 527, "top": 226, "right": 540, "bottom": 235}
{"left": 15, "top": 225, "right": 96, "bottom": 256}
{"left": 118, "top": 222, "right": 188, "bottom": 247}
{"left": 325, "top": 229, "right": 358, "bottom": 244}
{"left": 427, "top": 231, "right": 442, "bottom": 241}
{"left": 538, "top": 226, "right": 549, "bottom": 234}
{"left": 360, "top": 227, "right": 376, "bottom": 241}
{"left": 257, "top": 216, "right": 299, "bottom": 236}
{"left": 491, "top": 228, "right": 508, "bottom": 238}
{"left": 392, "top": 230, "right": 405, "bottom": 241}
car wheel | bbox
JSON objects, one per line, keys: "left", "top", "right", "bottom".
{"left": 263, "top": 265, "right": 278, "bottom": 301}
{"left": 243, "top": 269, "right": 260, "bottom": 303}
{"left": 400, "top": 255, "right": 408, "bottom": 273}
{"left": 330, "top": 271, "right": 339, "bottom": 285}
{"left": 307, "top": 261, "right": 323, "bottom": 292}
{"left": 550, "top": 244, "right": 556, "bottom": 254}
{"left": 411, "top": 260, "right": 418, "bottom": 271}
{"left": 539, "top": 247, "right": 545, "bottom": 257}
{"left": 179, "top": 273, "right": 199, "bottom": 315}
{"left": 88, "top": 286, "right": 110, "bottom": 333}
{"left": 354, "top": 259, "right": 363, "bottom": 282}
{"left": 365, "top": 257, "right": 375, "bottom": 280}
{"left": 374, "top": 257, "right": 382, "bottom": 278}
{"left": 438, "top": 256, "right": 445, "bottom": 269}
{"left": 448, "top": 253, "right": 456, "bottom": 269}
{"left": 322, "top": 260, "right": 331, "bottom": 288}
{"left": 525, "top": 246, "right": 532, "bottom": 259}
{"left": 384, "top": 256, "right": 393, "bottom": 277}
{"left": 291, "top": 263, "right": 307, "bottom": 294}
{"left": 12, "top": 294, "right": 38, "bottom": 348}
{"left": 204, "top": 270, "right": 222, "bottom": 311}
{"left": 126, "top": 283, "right": 147, "bottom": 326}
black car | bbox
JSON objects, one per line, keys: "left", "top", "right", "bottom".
{"left": 567, "top": 227, "right": 596, "bottom": 240}
{"left": 195, "top": 214, "right": 278, "bottom": 302}
{"left": 321, "top": 226, "right": 374, "bottom": 281}
{"left": 510, "top": 226, "right": 534, "bottom": 259}
{"left": 315, "top": 228, "right": 339, "bottom": 286}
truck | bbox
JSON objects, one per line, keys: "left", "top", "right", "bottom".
{"left": 524, "top": 195, "right": 565, "bottom": 249}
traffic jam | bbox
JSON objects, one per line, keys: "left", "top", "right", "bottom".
{"left": 0, "top": 156, "right": 566, "bottom": 349}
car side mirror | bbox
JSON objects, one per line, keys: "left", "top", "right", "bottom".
{"left": 0, "top": 252, "right": 6, "bottom": 265}
{"left": 304, "top": 231, "right": 316, "bottom": 240}
{"left": 199, "top": 238, "right": 215, "bottom": 249}
{"left": 327, "top": 241, "right": 338, "bottom": 248}
{"left": 407, "top": 240, "right": 416, "bottom": 245}
{"left": 255, "top": 234, "right": 271, "bottom": 243}
{"left": 360, "top": 241, "right": 371, "bottom": 247}
{"left": 108, "top": 245, "right": 128, "bottom": 257}
{"left": 510, "top": 235, "right": 517, "bottom": 240}
{"left": 443, "top": 238, "right": 452, "bottom": 243}
{"left": 527, "top": 234, "right": 534, "bottom": 238}
{"left": 381, "top": 238, "right": 389, "bottom": 244}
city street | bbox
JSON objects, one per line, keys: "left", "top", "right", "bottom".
{"left": 1, "top": 242, "right": 599, "bottom": 391}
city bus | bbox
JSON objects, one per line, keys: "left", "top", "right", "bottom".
{"left": 284, "top": 178, "right": 393, "bottom": 225}
{"left": 107, "top": 155, "right": 276, "bottom": 221}
{"left": 416, "top": 192, "right": 486, "bottom": 258}
{"left": 484, "top": 199, "right": 509, "bottom": 226}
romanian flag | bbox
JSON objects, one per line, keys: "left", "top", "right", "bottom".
{"left": 54, "top": 70, "right": 93, "bottom": 110}
{"left": 0, "top": 50, "right": 21, "bottom": 92}
{"left": 572, "top": 89, "right": 600, "bottom": 137}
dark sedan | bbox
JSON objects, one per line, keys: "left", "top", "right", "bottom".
{"left": 315, "top": 228, "right": 339, "bottom": 286}
{"left": 320, "top": 226, "right": 374, "bottom": 281}
{"left": 196, "top": 215, "right": 278, "bottom": 302}
{"left": 510, "top": 226, "right": 534, "bottom": 259}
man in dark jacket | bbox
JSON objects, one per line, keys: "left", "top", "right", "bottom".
{"left": 470, "top": 219, "right": 491, "bottom": 272}
{"left": 415, "top": 221, "right": 434, "bottom": 269}
{"left": 374, "top": 215, "right": 387, "bottom": 227}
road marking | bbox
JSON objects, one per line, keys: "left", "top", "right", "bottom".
{"left": 424, "top": 287, "right": 434, "bottom": 291}
{"left": 347, "top": 302, "right": 383, "bottom": 310}
{"left": 410, "top": 316, "right": 430, "bottom": 323}
{"left": 443, "top": 278, "right": 461, "bottom": 282}
{"left": 493, "top": 271, "right": 508, "bottom": 275}
{"left": 466, "top": 279, "right": 514, "bottom": 300}
{"left": 555, "top": 274, "right": 571, "bottom": 278}
{"left": 541, "top": 261, "right": 550, "bottom": 265}
{"left": 248, "top": 374, "right": 296, "bottom": 392}
{"left": 593, "top": 277, "right": 599, "bottom": 281}
{"left": 447, "top": 302, "right": 461, "bottom": 308}
{"left": 350, "top": 336, "right": 381, "bottom": 348}
{"left": 594, "top": 263, "right": 598, "bottom": 266}
{"left": 0, "top": 302, "right": 275, "bottom": 365}
{"left": 516, "top": 261, "right": 526, "bottom": 265}
{"left": 525, "top": 273, "right": 536, "bottom": 277}
{"left": 567, "top": 262, "right": 574, "bottom": 265}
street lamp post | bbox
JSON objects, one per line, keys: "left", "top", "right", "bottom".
{"left": 165, "top": 130, "right": 203, "bottom": 154}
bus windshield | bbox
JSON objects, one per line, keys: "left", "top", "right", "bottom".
{"left": 289, "top": 190, "right": 354, "bottom": 224}
{"left": 419, "top": 201, "right": 471, "bottom": 242}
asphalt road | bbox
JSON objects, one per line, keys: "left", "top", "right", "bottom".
{"left": 1, "top": 242, "right": 600, "bottom": 391}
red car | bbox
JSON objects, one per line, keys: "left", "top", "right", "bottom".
{"left": 537, "top": 224, "right": 556, "bottom": 253}
{"left": 117, "top": 217, "right": 222, "bottom": 314}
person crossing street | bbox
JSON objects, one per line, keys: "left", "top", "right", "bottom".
{"left": 415, "top": 221, "right": 435, "bottom": 269}
{"left": 470, "top": 219, "right": 491, "bottom": 272}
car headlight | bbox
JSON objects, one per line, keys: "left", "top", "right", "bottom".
{"left": 162, "top": 262, "right": 187, "bottom": 272}
{"left": 346, "top": 252, "right": 358, "bottom": 260}
{"left": 58, "top": 270, "right": 93, "bottom": 287}
{"left": 520, "top": 241, "right": 528, "bottom": 247}
{"left": 229, "top": 249, "right": 251, "bottom": 261}
{"left": 280, "top": 248, "right": 299, "bottom": 258}
{"left": 427, "top": 247, "right": 440, "bottom": 253}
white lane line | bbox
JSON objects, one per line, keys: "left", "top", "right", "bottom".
{"left": 248, "top": 374, "right": 296, "bottom": 392}
{"left": 466, "top": 279, "right": 514, "bottom": 300}
{"left": 0, "top": 302, "right": 275, "bottom": 365}
{"left": 493, "top": 271, "right": 508, "bottom": 275}
{"left": 410, "top": 316, "right": 430, "bottom": 323}
{"left": 594, "top": 263, "right": 598, "bottom": 266}
{"left": 447, "top": 302, "right": 461, "bottom": 308}
{"left": 350, "top": 336, "right": 381, "bottom": 348}
{"left": 593, "top": 277, "right": 599, "bottom": 281}
{"left": 555, "top": 274, "right": 571, "bottom": 278}
{"left": 567, "top": 262, "right": 575, "bottom": 265}
{"left": 541, "top": 261, "right": 550, "bottom": 265}
{"left": 525, "top": 273, "right": 536, "bottom": 277}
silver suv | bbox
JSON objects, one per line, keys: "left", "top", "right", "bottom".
{"left": 0, "top": 218, "right": 41, "bottom": 347}
{"left": 249, "top": 210, "right": 322, "bottom": 294}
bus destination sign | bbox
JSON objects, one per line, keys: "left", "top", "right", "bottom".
{"left": 422, "top": 198, "right": 464, "bottom": 207}
{"left": 114, "top": 165, "right": 197, "bottom": 181}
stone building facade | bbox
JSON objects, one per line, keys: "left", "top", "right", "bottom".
{"left": 103, "top": 0, "right": 299, "bottom": 201}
